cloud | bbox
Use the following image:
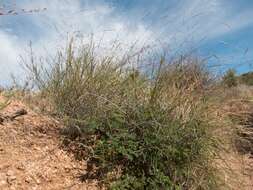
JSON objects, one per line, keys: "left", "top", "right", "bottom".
{"left": 0, "top": 0, "right": 154, "bottom": 85}
{"left": 151, "top": 0, "right": 253, "bottom": 48}
{"left": 1, "top": 0, "right": 253, "bottom": 85}
{"left": 0, "top": 31, "right": 25, "bottom": 85}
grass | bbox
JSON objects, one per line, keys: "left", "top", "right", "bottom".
{"left": 221, "top": 85, "right": 253, "bottom": 155}
{"left": 0, "top": 90, "right": 11, "bottom": 111}
{"left": 22, "top": 39, "right": 233, "bottom": 189}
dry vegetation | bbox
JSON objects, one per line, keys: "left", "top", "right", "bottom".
{"left": 1, "top": 39, "right": 253, "bottom": 189}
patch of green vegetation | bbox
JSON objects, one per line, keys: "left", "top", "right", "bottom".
{"left": 25, "top": 39, "right": 219, "bottom": 190}
{"left": 238, "top": 72, "right": 253, "bottom": 86}
{"left": 222, "top": 69, "right": 237, "bottom": 88}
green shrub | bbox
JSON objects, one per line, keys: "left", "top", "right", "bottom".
{"left": 25, "top": 39, "right": 219, "bottom": 189}
{"left": 238, "top": 72, "right": 253, "bottom": 86}
{"left": 222, "top": 69, "right": 237, "bottom": 88}
{"left": 85, "top": 105, "right": 216, "bottom": 189}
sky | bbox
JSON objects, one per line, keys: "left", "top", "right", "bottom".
{"left": 0, "top": 0, "right": 253, "bottom": 85}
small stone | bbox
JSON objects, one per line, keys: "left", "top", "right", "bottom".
{"left": 7, "top": 176, "right": 16, "bottom": 184}
{"left": 25, "top": 176, "right": 32, "bottom": 183}
{"left": 0, "top": 117, "right": 4, "bottom": 124}
{"left": 64, "top": 166, "right": 71, "bottom": 173}
{"left": 16, "top": 164, "right": 25, "bottom": 171}
{"left": 6, "top": 170, "right": 14, "bottom": 177}
{"left": 9, "top": 176, "right": 16, "bottom": 181}
{"left": 0, "top": 180, "right": 7, "bottom": 186}
{"left": 36, "top": 179, "right": 41, "bottom": 185}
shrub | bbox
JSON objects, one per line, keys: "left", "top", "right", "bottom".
{"left": 222, "top": 69, "right": 237, "bottom": 88}
{"left": 25, "top": 39, "right": 219, "bottom": 189}
{"left": 238, "top": 72, "right": 253, "bottom": 86}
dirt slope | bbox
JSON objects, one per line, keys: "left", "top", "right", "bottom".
{"left": 0, "top": 96, "right": 98, "bottom": 190}
{"left": 1, "top": 95, "right": 253, "bottom": 190}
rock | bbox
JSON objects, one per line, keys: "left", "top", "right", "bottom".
{"left": 6, "top": 170, "right": 15, "bottom": 177}
{"left": 7, "top": 175, "right": 16, "bottom": 184}
{"left": 25, "top": 177, "right": 31, "bottom": 183}
{"left": 0, "top": 179, "right": 7, "bottom": 186}
{"left": 8, "top": 175, "right": 16, "bottom": 181}
{"left": 9, "top": 109, "right": 28, "bottom": 120}
{"left": 0, "top": 117, "right": 3, "bottom": 124}
{"left": 6, "top": 170, "right": 16, "bottom": 184}
{"left": 36, "top": 179, "right": 41, "bottom": 185}
{"left": 16, "top": 164, "right": 25, "bottom": 171}
{"left": 64, "top": 165, "right": 71, "bottom": 170}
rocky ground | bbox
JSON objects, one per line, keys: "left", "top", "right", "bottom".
{"left": 0, "top": 96, "right": 99, "bottom": 190}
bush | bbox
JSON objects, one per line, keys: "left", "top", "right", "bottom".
{"left": 25, "top": 39, "right": 219, "bottom": 189}
{"left": 222, "top": 69, "right": 237, "bottom": 88}
{"left": 238, "top": 72, "right": 253, "bottom": 86}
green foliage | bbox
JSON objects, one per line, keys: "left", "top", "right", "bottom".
{"left": 85, "top": 106, "right": 215, "bottom": 189}
{"left": 238, "top": 72, "right": 253, "bottom": 86}
{"left": 25, "top": 39, "right": 219, "bottom": 190}
{"left": 222, "top": 69, "right": 237, "bottom": 88}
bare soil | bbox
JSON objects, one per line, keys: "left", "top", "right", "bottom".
{"left": 0, "top": 96, "right": 99, "bottom": 190}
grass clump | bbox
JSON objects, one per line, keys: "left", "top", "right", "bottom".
{"left": 25, "top": 39, "right": 219, "bottom": 189}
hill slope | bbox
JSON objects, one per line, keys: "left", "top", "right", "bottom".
{"left": 1, "top": 94, "right": 253, "bottom": 189}
{"left": 0, "top": 96, "right": 98, "bottom": 190}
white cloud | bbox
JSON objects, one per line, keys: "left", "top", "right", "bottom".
{"left": 154, "top": 0, "right": 253, "bottom": 48}
{"left": 0, "top": 31, "right": 25, "bottom": 85}
{"left": 0, "top": 0, "right": 154, "bottom": 85}
{"left": 1, "top": 0, "right": 253, "bottom": 85}
{"left": 19, "top": 0, "right": 155, "bottom": 58}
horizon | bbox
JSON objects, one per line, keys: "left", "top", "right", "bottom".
{"left": 0, "top": 0, "right": 253, "bottom": 85}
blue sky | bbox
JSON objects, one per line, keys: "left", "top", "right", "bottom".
{"left": 0, "top": 0, "right": 253, "bottom": 85}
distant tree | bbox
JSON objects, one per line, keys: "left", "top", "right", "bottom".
{"left": 239, "top": 72, "right": 253, "bottom": 86}
{"left": 223, "top": 69, "right": 237, "bottom": 88}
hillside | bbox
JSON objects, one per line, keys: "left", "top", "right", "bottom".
{"left": 0, "top": 89, "right": 253, "bottom": 189}
{"left": 1, "top": 44, "right": 253, "bottom": 189}
{"left": 1, "top": 0, "right": 253, "bottom": 189}
{"left": 0, "top": 95, "right": 99, "bottom": 190}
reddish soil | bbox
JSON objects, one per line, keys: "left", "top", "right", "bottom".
{"left": 0, "top": 96, "right": 99, "bottom": 190}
